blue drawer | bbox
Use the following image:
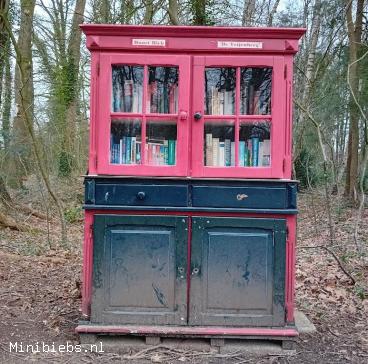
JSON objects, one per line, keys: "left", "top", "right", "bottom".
{"left": 94, "top": 183, "right": 189, "bottom": 207}
{"left": 192, "top": 185, "right": 289, "bottom": 209}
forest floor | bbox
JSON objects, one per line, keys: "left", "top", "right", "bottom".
{"left": 0, "top": 178, "right": 367, "bottom": 363}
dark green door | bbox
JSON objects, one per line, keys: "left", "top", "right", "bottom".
{"left": 91, "top": 215, "right": 188, "bottom": 325}
{"left": 189, "top": 217, "right": 286, "bottom": 327}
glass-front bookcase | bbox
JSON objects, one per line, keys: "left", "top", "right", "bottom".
{"left": 89, "top": 35, "right": 293, "bottom": 179}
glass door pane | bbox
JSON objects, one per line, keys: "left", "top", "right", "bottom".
{"left": 240, "top": 68, "right": 272, "bottom": 115}
{"left": 146, "top": 120, "right": 177, "bottom": 166}
{"left": 112, "top": 66, "right": 143, "bottom": 113}
{"left": 147, "top": 66, "right": 179, "bottom": 114}
{"left": 110, "top": 119, "right": 142, "bottom": 164}
{"left": 204, "top": 68, "right": 236, "bottom": 115}
{"left": 204, "top": 120, "right": 235, "bottom": 167}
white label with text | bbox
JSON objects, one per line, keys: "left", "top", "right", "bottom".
{"left": 132, "top": 39, "right": 166, "bottom": 47}
{"left": 217, "top": 41, "right": 263, "bottom": 49}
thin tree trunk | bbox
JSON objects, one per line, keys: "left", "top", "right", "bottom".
{"left": 168, "top": 0, "right": 179, "bottom": 25}
{"left": 143, "top": 0, "right": 154, "bottom": 24}
{"left": 242, "top": 0, "right": 256, "bottom": 26}
{"left": 11, "top": 0, "right": 35, "bottom": 185}
{"left": 60, "top": 0, "right": 86, "bottom": 175}
{"left": 344, "top": 0, "right": 364, "bottom": 201}
{"left": 2, "top": 51, "right": 11, "bottom": 151}
{"left": 267, "top": 0, "right": 280, "bottom": 26}
{"left": 191, "top": 0, "right": 206, "bottom": 25}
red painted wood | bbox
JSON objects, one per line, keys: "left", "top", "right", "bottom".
{"left": 82, "top": 212, "right": 94, "bottom": 317}
{"left": 76, "top": 324, "right": 298, "bottom": 337}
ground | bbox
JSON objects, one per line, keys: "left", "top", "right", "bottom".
{"left": 0, "top": 180, "right": 367, "bottom": 363}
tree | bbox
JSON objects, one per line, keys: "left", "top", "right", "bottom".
{"left": 11, "top": 0, "right": 36, "bottom": 185}
{"left": 344, "top": 0, "right": 365, "bottom": 200}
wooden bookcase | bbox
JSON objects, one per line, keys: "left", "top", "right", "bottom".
{"left": 78, "top": 25, "right": 305, "bottom": 346}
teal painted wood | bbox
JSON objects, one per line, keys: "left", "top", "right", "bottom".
{"left": 92, "top": 214, "right": 188, "bottom": 325}
{"left": 192, "top": 185, "right": 287, "bottom": 208}
{"left": 94, "top": 183, "right": 189, "bottom": 206}
{"left": 189, "top": 217, "right": 286, "bottom": 326}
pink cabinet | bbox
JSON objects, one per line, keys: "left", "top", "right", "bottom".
{"left": 82, "top": 25, "right": 305, "bottom": 179}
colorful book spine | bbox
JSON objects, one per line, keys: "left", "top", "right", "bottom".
{"left": 219, "top": 142, "right": 225, "bottom": 166}
{"left": 125, "top": 137, "right": 131, "bottom": 164}
{"left": 244, "top": 147, "right": 250, "bottom": 166}
{"left": 136, "top": 142, "right": 141, "bottom": 164}
{"left": 231, "top": 142, "right": 235, "bottom": 166}
{"left": 239, "top": 141, "right": 246, "bottom": 167}
{"left": 205, "top": 134, "right": 213, "bottom": 166}
{"left": 251, "top": 137, "right": 259, "bottom": 167}
{"left": 212, "top": 138, "right": 220, "bottom": 166}
{"left": 168, "top": 140, "right": 176, "bottom": 165}
{"left": 224, "top": 139, "right": 231, "bottom": 166}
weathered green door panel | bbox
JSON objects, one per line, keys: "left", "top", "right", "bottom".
{"left": 189, "top": 217, "right": 286, "bottom": 327}
{"left": 92, "top": 215, "right": 188, "bottom": 325}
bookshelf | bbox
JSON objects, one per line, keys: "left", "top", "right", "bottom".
{"left": 79, "top": 25, "right": 305, "bottom": 346}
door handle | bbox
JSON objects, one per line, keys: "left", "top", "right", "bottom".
{"left": 179, "top": 110, "right": 188, "bottom": 121}
{"left": 177, "top": 267, "right": 185, "bottom": 279}
{"left": 192, "top": 267, "right": 200, "bottom": 275}
{"left": 194, "top": 112, "right": 202, "bottom": 121}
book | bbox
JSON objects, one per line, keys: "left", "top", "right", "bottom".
{"left": 212, "top": 138, "right": 220, "bottom": 166}
{"left": 258, "top": 141, "right": 264, "bottom": 167}
{"left": 231, "top": 142, "right": 235, "bottom": 166}
{"left": 224, "top": 139, "right": 231, "bottom": 166}
{"left": 247, "top": 139, "right": 253, "bottom": 166}
{"left": 205, "top": 134, "right": 213, "bottom": 166}
{"left": 219, "top": 142, "right": 225, "bottom": 166}
{"left": 262, "top": 139, "right": 271, "bottom": 166}
{"left": 244, "top": 147, "right": 250, "bottom": 166}
{"left": 251, "top": 137, "right": 259, "bottom": 166}
{"left": 131, "top": 137, "right": 136, "bottom": 163}
{"left": 136, "top": 141, "right": 141, "bottom": 164}
{"left": 119, "top": 139, "right": 123, "bottom": 164}
{"left": 239, "top": 141, "right": 246, "bottom": 166}
{"left": 168, "top": 140, "right": 176, "bottom": 165}
{"left": 125, "top": 137, "right": 131, "bottom": 164}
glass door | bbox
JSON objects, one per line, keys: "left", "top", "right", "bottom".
{"left": 97, "top": 54, "right": 190, "bottom": 176}
{"left": 192, "top": 56, "right": 285, "bottom": 178}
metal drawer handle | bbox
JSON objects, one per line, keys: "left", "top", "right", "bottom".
{"left": 137, "top": 191, "right": 146, "bottom": 200}
{"left": 178, "top": 267, "right": 184, "bottom": 274}
{"left": 192, "top": 267, "right": 199, "bottom": 275}
{"left": 236, "top": 193, "right": 248, "bottom": 201}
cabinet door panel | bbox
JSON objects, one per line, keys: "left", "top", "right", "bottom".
{"left": 92, "top": 215, "right": 188, "bottom": 325}
{"left": 190, "top": 217, "right": 286, "bottom": 326}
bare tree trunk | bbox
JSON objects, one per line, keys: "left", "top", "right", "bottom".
{"left": 267, "top": 0, "right": 280, "bottom": 26}
{"left": 344, "top": 0, "right": 364, "bottom": 201}
{"left": 191, "top": 0, "right": 206, "bottom": 25}
{"left": 61, "top": 0, "right": 86, "bottom": 174}
{"left": 168, "top": 0, "right": 179, "bottom": 25}
{"left": 11, "top": 0, "right": 35, "bottom": 185}
{"left": 143, "top": 0, "right": 154, "bottom": 24}
{"left": 242, "top": 0, "right": 256, "bottom": 26}
{"left": 2, "top": 51, "right": 11, "bottom": 151}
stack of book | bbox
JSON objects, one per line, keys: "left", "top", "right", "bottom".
{"left": 205, "top": 134, "right": 271, "bottom": 167}
{"left": 112, "top": 80, "right": 143, "bottom": 113}
{"left": 207, "top": 87, "right": 234, "bottom": 115}
{"left": 146, "top": 139, "right": 176, "bottom": 165}
{"left": 147, "top": 82, "right": 178, "bottom": 114}
{"left": 110, "top": 136, "right": 142, "bottom": 164}
{"left": 239, "top": 138, "right": 270, "bottom": 167}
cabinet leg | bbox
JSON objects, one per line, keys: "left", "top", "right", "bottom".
{"left": 210, "top": 338, "right": 225, "bottom": 347}
{"left": 146, "top": 336, "right": 161, "bottom": 345}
